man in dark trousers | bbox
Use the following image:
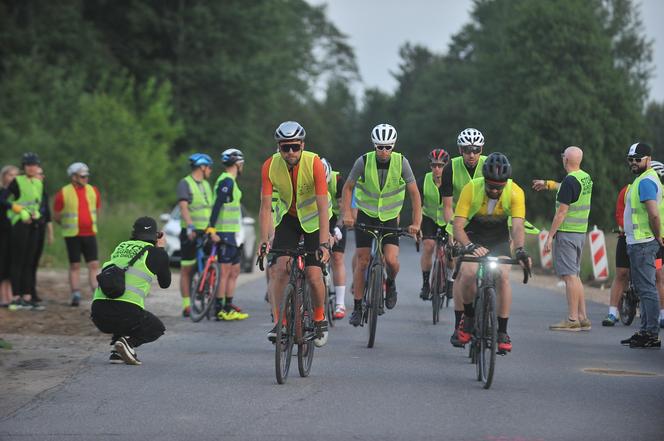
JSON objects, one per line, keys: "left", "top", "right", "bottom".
{"left": 91, "top": 217, "right": 171, "bottom": 365}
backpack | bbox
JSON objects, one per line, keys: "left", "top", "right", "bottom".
{"left": 96, "top": 246, "right": 152, "bottom": 299}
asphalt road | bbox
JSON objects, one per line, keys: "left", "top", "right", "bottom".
{"left": 1, "top": 235, "right": 663, "bottom": 441}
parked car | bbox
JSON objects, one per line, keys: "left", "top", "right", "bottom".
{"left": 160, "top": 205, "right": 256, "bottom": 273}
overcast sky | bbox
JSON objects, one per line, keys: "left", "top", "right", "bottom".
{"left": 310, "top": 0, "right": 664, "bottom": 103}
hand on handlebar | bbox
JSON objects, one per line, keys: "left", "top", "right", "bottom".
{"left": 407, "top": 223, "right": 420, "bottom": 236}
{"left": 316, "top": 245, "right": 331, "bottom": 264}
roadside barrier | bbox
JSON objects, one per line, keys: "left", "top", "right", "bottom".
{"left": 538, "top": 229, "right": 552, "bottom": 269}
{"left": 588, "top": 225, "right": 609, "bottom": 281}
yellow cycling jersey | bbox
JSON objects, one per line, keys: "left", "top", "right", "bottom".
{"left": 455, "top": 180, "right": 526, "bottom": 221}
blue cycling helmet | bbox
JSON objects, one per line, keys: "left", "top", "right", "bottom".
{"left": 189, "top": 153, "right": 213, "bottom": 168}
{"left": 221, "top": 148, "right": 244, "bottom": 166}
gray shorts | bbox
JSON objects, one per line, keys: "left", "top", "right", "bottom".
{"left": 553, "top": 232, "right": 585, "bottom": 276}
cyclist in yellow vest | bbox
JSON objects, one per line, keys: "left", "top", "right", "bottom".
{"left": 418, "top": 148, "right": 450, "bottom": 300}
{"left": 442, "top": 128, "right": 487, "bottom": 339}
{"left": 53, "top": 162, "right": 101, "bottom": 307}
{"left": 258, "top": 121, "right": 331, "bottom": 347}
{"left": 341, "top": 123, "right": 422, "bottom": 326}
{"left": 176, "top": 153, "right": 213, "bottom": 317}
{"left": 452, "top": 153, "right": 531, "bottom": 353}
{"left": 205, "top": 148, "right": 249, "bottom": 321}
{"left": 533, "top": 146, "right": 593, "bottom": 332}
{"left": 91, "top": 217, "right": 171, "bottom": 365}
{"left": 321, "top": 158, "right": 348, "bottom": 319}
{"left": 1, "top": 153, "right": 44, "bottom": 310}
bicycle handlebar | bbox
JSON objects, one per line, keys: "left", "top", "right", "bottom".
{"left": 453, "top": 253, "right": 531, "bottom": 284}
{"left": 256, "top": 245, "right": 328, "bottom": 272}
{"left": 355, "top": 222, "right": 420, "bottom": 251}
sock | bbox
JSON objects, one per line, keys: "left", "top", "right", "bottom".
{"left": 314, "top": 306, "right": 325, "bottom": 322}
{"left": 454, "top": 310, "right": 463, "bottom": 328}
{"left": 335, "top": 286, "right": 346, "bottom": 306}
{"left": 498, "top": 317, "right": 508, "bottom": 334}
{"left": 354, "top": 299, "right": 362, "bottom": 310}
{"left": 609, "top": 306, "right": 618, "bottom": 317}
{"left": 463, "top": 303, "right": 475, "bottom": 318}
{"left": 182, "top": 297, "right": 190, "bottom": 309}
{"left": 422, "top": 271, "right": 430, "bottom": 286}
{"left": 224, "top": 297, "right": 233, "bottom": 312}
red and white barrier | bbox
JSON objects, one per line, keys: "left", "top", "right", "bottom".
{"left": 538, "top": 229, "right": 552, "bottom": 269}
{"left": 588, "top": 226, "right": 609, "bottom": 280}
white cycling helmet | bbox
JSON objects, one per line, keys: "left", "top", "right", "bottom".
{"left": 321, "top": 157, "right": 332, "bottom": 183}
{"left": 371, "top": 123, "right": 397, "bottom": 146}
{"left": 651, "top": 160, "right": 664, "bottom": 179}
{"left": 67, "top": 162, "right": 90, "bottom": 177}
{"left": 457, "top": 128, "right": 485, "bottom": 148}
{"left": 274, "top": 121, "right": 306, "bottom": 142}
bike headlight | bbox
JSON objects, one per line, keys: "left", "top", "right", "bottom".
{"left": 489, "top": 261, "right": 498, "bottom": 270}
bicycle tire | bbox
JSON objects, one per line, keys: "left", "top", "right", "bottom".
{"left": 275, "top": 284, "right": 295, "bottom": 384}
{"left": 367, "top": 264, "right": 382, "bottom": 348}
{"left": 325, "top": 281, "right": 335, "bottom": 328}
{"left": 479, "top": 287, "right": 497, "bottom": 389}
{"left": 189, "top": 263, "right": 220, "bottom": 322}
{"left": 298, "top": 284, "right": 315, "bottom": 377}
{"left": 618, "top": 289, "right": 637, "bottom": 326}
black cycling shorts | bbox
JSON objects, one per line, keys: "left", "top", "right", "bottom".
{"left": 355, "top": 210, "right": 399, "bottom": 249}
{"left": 616, "top": 234, "right": 664, "bottom": 269}
{"left": 179, "top": 228, "right": 205, "bottom": 266}
{"left": 330, "top": 216, "right": 347, "bottom": 253}
{"left": 421, "top": 215, "right": 445, "bottom": 239}
{"left": 217, "top": 232, "right": 241, "bottom": 265}
{"left": 272, "top": 214, "right": 322, "bottom": 268}
{"left": 65, "top": 236, "right": 99, "bottom": 263}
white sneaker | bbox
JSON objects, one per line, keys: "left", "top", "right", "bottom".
{"left": 333, "top": 305, "right": 346, "bottom": 319}
{"left": 114, "top": 337, "right": 141, "bottom": 365}
{"left": 313, "top": 320, "right": 328, "bottom": 347}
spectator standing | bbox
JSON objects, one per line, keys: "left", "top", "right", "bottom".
{"left": 30, "top": 167, "right": 53, "bottom": 306}
{"left": 533, "top": 146, "right": 593, "bottom": 331}
{"left": 0, "top": 165, "right": 19, "bottom": 306}
{"left": 53, "top": 162, "right": 101, "bottom": 306}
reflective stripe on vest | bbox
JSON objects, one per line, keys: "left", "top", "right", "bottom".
{"left": 629, "top": 169, "right": 664, "bottom": 240}
{"left": 355, "top": 151, "right": 406, "bottom": 221}
{"left": 60, "top": 183, "right": 98, "bottom": 237}
{"left": 8, "top": 175, "right": 43, "bottom": 225}
{"left": 214, "top": 172, "right": 242, "bottom": 233}
{"left": 92, "top": 240, "right": 155, "bottom": 309}
{"left": 557, "top": 169, "right": 592, "bottom": 233}
{"left": 180, "top": 175, "right": 212, "bottom": 229}
{"left": 268, "top": 151, "right": 332, "bottom": 233}
{"left": 451, "top": 155, "right": 486, "bottom": 208}
{"left": 422, "top": 172, "right": 445, "bottom": 226}
{"left": 329, "top": 170, "right": 340, "bottom": 216}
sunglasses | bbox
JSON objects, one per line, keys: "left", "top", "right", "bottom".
{"left": 627, "top": 156, "right": 645, "bottom": 163}
{"left": 485, "top": 182, "right": 506, "bottom": 191}
{"left": 375, "top": 144, "right": 394, "bottom": 151}
{"left": 77, "top": 174, "right": 89, "bottom": 179}
{"left": 430, "top": 163, "right": 444, "bottom": 168}
{"left": 461, "top": 146, "right": 482, "bottom": 154}
{"left": 280, "top": 143, "right": 301, "bottom": 153}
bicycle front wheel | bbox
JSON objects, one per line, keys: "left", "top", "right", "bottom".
{"left": 298, "top": 284, "right": 315, "bottom": 377}
{"left": 618, "top": 289, "right": 636, "bottom": 326}
{"left": 431, "top": 258, "right": 442, "bottom": 324}
{"left": 189, "top": 263, "right": 220, "bottom": 322}
{"left": 367, "top": 264, "right": 383, "bottom": 348}
{"left": 478, "top": 287, "right": 497, "bottom": 389}
{"left": 275, "top": 284, "right": 295, "bottom": 385}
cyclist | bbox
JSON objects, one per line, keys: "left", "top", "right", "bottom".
{"left": 321, "top": 157, "right": 348, "bottom": 319}
{"left": 258, "top": 121, "right": 331, "bottom": 347}
{"left": 176, "top": 153, "right": 213, "bottom": 317}
{"left": 418, "top": 148, "right": 451, "bottom": 300}
{"left": 442, "top": 128, "right": 487, "bottom": 345}
{"left": 452, "top": 153, "right": 531, "bottom": 353}
{"left": 341, "top": 123, "right": 421, "bottom": 326}
{"left": 206, "top": 148, "right": 248, "bottom": 321}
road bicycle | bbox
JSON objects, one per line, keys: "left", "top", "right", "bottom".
{"left": 454, "top": 252, "right": 530, "bottom": 389}
{"left": 258, "top": 244, "right": 320, "bottom": 385}
{"left": 422, "top": 228, "right": 453, "bottom": 324}
{"left": 618, "top": 277, "right": 639, "bottom": 326}
{"left": 354, "top": 223, "right": 417, "bottom": 348}
{"left": 189, "top": 236, "right": 220, "bottom": 322}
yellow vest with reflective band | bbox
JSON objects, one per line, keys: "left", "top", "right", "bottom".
{"left": 180, "top": 175, "right": 212, "bottom": 230}
{"left": 329, "top": 170, "right": 340, "bottom": 216}
{"left": 8, "top": 175, "right": 43, "bottom": 225}
{"left": 60, "top": 183, "right": 98, "bottom": 237}
{"left": 629, "top": 169, "right": 664, "bottom": 240}
{"left": 422, "top": 172, "right": 445, "bottom": 227}
{"left": 451, "top": 155, "right": 486, "bottom": 208}
{"left": 271, "top": 189, "right": 282, "bottom": 225}
{"left": 93, "top": 240, "right": 155, "bottom": 309}
{"left": 355, "top": 151, "right": 406, "bottom": 222}
{"left": 556, "top": 169, "right": 592, "bottom": 233}
{"left": 214, "top": 172, "right": 242, "bottom": 233}
{"left": 268, "top": 151, "right": 332, "bottom": 233}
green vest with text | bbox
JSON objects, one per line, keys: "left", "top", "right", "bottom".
{"left": 214, "top": 172, "right": 242, "bottom": 233}
{"left": 422, "top": 172, "right": 445, "bottom": 227}
{"left": 451, "top": 155, "right": 486, "bottom": 208}
{"left": 8, "top": 175, "right": 43, "bottom": 225}
{"left": 355, "top": 151, "right": 406, "bottom": 222}
{"left": 93, "top": 240, "right": 155, "bottom": 309}
{"left": 180, "top": 175, "right": 212, "bottom": 230}
{"left": 629, "top": 169, "right": 664, "bottom": 240}
{"left": 557, "top": 169, "right": 592, "bottom": 233}
{"left": 329, "top": 170, "right": 340, "bottom": 216}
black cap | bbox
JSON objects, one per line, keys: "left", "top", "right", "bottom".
{"left": 627, "top": 142, "right": 652, "bottom": 158}
{"left": 131, "top": 216, "right": 158, "bottom": 241}
{"left": 21, "top": 152, "right": 40, "bottom": 166}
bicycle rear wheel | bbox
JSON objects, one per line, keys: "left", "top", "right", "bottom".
{"left": 275, "top": 284, "right": 295, "bottom": 385}
{"left": 298, "top": 284, "right": 315, "bottom": 377}
{"left": 324, "top": 275, "right": 335, "bottom": 328}
{"left": 189, "top": 263, "right": 220, "bottom": 322}
{"left": 478, "top": 287, "right": 497, "bottom": 389}
{"left": 367, "top": 264, "right": 383, "bottom": 348}
{"left": 431, "top": 258, "right": 441, "bottom": 324}
{"left": 618, "top": 288, "right": 637, "bottom": 326}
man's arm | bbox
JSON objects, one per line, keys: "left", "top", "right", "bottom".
{"left": 341, "top": 179, "right": 355, "bottom": 227}
{"left": 316, "top": 194, "right": 330, "bottom": 246}
{"left": 645, "top": 200, "right": 662, "bottom": 245}
{"left": 510, "top": 217, "right": 526, "bottom": 250}
{"left": 452, "top": 216, "right": 470, "bottom": 246}
{"left": 443, "top": 196, "right": 454, "bottom": 224}
{"left": 259, "top": 194, "right": 274, "bottom": 245}
{"left": 532, "top": 179, "right": 560, "bottom": 192}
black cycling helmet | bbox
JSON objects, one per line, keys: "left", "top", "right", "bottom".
{"left": 482, "top": 152, "right": 511, "bottom": 183}
{"left": 21, "top": 152, "right": 40, "bottom": 166}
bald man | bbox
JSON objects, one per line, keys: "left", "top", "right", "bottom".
{"left": 533, "top": 146, "right": 593, "bottom": 331}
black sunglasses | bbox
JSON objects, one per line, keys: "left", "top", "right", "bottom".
{"left": 461, "top": 146, "right": 482, "bottom": 154}
{"left": 430, "top": 163, "right": 444, "bottom": 168}
{"left": 280, "top": 143, "right": 301, "bottom": 153}
{"left": 627, "top": 156, "right": 644, "bottom": 163}
{"left": 375, "top": 145, "right": 394, "bottom": 151}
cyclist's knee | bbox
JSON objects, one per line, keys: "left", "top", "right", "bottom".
{"left": 385, "top": 254, "right": 399, "bottom": 270}
{"left": 422, "top": 240, "right": 435, "bottom": 254}
{"left": 332, "top": 252, "right": 344, "bottom": 265}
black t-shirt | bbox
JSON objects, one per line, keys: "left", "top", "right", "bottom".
{"left": 556, "top": 175, "right": 581, "bottom": 205}
{"left": 333, "top": 173, "right": 345, "bottom": 197}
{"left": 417, "top": 176, "right": 444, "bottom": 203}
{"left": 145, "top": 247, "right": 172, "bottom": 289}
{"left": 441, "top": 162, "right": 477, "bottom": 197}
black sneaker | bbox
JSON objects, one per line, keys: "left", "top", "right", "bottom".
{"left": 419, "top": 285, "right": 431, "bottom": 301}
{"left": 267, "top": 325, "right": 278, "bottom": 343}
{"left": 385, "top": 282, "right": 397, "bottom": 309}
{"left": 313, "top": 320, "right": 329, "bottom": 347}
{"left": 629, "top": 332, "right": 661, "bottom": 349}
{"left": 28, "top": 301, "right": 45, "bottom": 311}
{"left": 109, "top": 351, "right": 124, "bottom": 364}
{"left": 450, "top": 329, "right": 464, "bottom": 348}
{"left": 620, "top": 331, "right": 643, "bottom": 346}
{"left": 349, "top": 309, "right": 362, "bottom": 327}
{"left": 114, "top": 337, "right": 141, "bottom": 365}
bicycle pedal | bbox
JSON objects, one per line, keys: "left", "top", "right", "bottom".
{"left": 497, "top": 350, "right": 508, "bottom": 356}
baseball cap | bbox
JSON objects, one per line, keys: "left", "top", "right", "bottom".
{"left": 627, "top": 142, "right": 652, "bottom": 158}
{"left": 131, "top": 217, "right": 158, "bottom": 242}
{"left": 67, "top": 162, "right": 90, "bottom": 177}
{"left": 21, "top": 152, "right": 40, "bottom": 166}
